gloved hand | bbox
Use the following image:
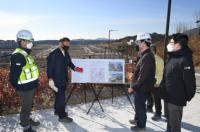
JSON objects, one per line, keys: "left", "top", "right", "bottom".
{"left": 75, "top": 67, "right": 83, "bottom": 73}
{"left": 48, "top": 79, "right": 58, "bottom": 92}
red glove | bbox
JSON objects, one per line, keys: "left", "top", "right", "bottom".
{"left": 75, "top": 67, "right": 83, "bottom": 73}
{"left": 128, "top": 87, "right": 135, "bottom": 93}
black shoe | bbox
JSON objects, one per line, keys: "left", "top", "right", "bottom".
{"left": 29, "top": 119, "right": 40, "bottom": 126}
{"left": 23, "top": 127, "right": 36, "bottom": 132}
{"left": 55, "top": 111, "right": 68, "bottom": 116}
{"left": 146, "top": 108, "right": 153, "bottom": 113}
{"left": 151, "top": 114, "right": 161, "bottom": 121}
{"left": 130, "top": 126, "right": 146, "bottom": 131}
{"left": 129, "top": 119, "right": 137, "bottom": 125}
{"left": 59, "top": 116, "right": 73, "bottom": 123}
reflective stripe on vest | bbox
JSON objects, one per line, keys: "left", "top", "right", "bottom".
{"left": 12, "top": 48, "right": 39, "bottom": 85}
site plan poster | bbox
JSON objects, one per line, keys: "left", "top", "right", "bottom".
{"left": 71, "top": 59, "right": 125, "bottom": 84}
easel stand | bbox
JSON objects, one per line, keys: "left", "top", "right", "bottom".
{"left": 66, "top": 83, "right": 135, "bottom": 114}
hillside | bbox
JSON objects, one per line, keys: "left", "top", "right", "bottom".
{"left": 111, "top": 32, "right": 200, "bottom": 67}
{"left": 154, "top": 36, "right": 200, "bottom": 67}
{"left": 0, "top": 39, "right": 108, "bottom": 49}
{"left": 0, "top": 31, "right": 199, "bottom": 67}
{"left": 184, "top": 27, "right": 200, "bottom": 36}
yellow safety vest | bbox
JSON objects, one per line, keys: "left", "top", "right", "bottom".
{"left": 12, "top": 48, "right": 39, "bottom": 85}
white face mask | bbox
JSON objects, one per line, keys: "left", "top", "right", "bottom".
{"left": 27, "top": 42, "right": 33, "bottom": 49}
{"left": 167, "top": 43, "right": 175, "bottom": 52}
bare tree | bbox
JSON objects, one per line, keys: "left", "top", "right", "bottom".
{"left": 195, "top": 11, "right": 200, "bottom": 26}
{"left": 194, "top": 11, "right": 200, "bottom": 35}
{"left": 176, "top": 22, "right": 191, "bottom": 33}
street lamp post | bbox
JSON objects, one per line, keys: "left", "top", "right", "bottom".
{"left": 164, "top": 0, "right": 172, "bottom": 65}
{"left": 108, "top": 30, "right": 118, "bottom": 58}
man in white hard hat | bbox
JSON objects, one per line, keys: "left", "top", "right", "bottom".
{"left": 128, "top": 32, "right": 155, "bottom": 131}
{"left": 9, "top": 30, "right": 40, "bottom": 132}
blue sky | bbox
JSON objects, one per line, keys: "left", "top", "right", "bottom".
{"left": 0, "top": 0, "right": 199, "bottom": 40}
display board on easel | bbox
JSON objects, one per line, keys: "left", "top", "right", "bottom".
{"left": 71, "top": 59, "right": 125, "bottom": 84}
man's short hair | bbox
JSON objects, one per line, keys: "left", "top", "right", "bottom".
{"left": 171, "top": 33, "right": 188, "bottom": 48}
{"left": 59, "top": 37, "right": 70, "bottom": 42}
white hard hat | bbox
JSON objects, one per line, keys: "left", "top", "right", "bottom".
{"left": 16, "top": 30, "right": 34, "bottom": 42}
{"left": 135, "top": 32, "right": 151, "bottom": 44}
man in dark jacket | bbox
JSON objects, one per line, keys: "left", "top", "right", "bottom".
{"left": 161, "top": 33, "right": 196, "bottom": 132}
{"left": 47, "top": 37, "right": 83, "bottom": 123}
{"left": 10, "top": 30, "right": 40, "bottom": 132}
{"left": 128, "top": 32, "right": 155, "bottom": 131}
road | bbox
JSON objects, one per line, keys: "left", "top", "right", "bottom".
{"left": 34, "top": 45, "right": 57, "bottom": 59}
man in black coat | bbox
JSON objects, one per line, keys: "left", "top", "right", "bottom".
{"left": 161, "top": 33, "right": 196, "bottom": 132}
{"left": 128, "top": 32, "right": 155, "bottom": 131}
{"left": 47, "top": 37, "right": 83, "bottom": 123}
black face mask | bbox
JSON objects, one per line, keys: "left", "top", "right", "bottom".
{"left": 63, "top": 45, "right": 69, "bottom": 51}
